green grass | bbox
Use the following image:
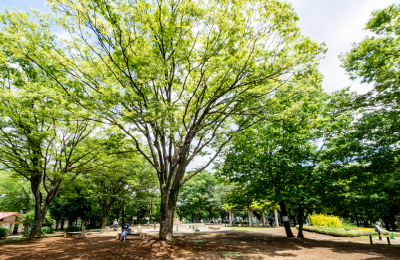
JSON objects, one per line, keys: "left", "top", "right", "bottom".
{"left": 192, "top": 240, "right": 207, "bottom": 243}
{"left": 0, "top": 237, "right": 29, "bottom": 245}
{"left": 220, "top": 239, "right": 230, "bottom": 241}
{"left": 220, "top": 252, "right": 243, "bottom": 257}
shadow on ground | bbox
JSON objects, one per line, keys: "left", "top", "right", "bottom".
{"left": 0, "top": 232, "right": 399, "bottom": 259}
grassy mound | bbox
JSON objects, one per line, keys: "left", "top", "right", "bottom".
{"left": 297, "top": 225, "right": 389, "bottom": 237}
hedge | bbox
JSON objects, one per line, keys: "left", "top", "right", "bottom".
{"left": 296, "top": 225, "right": 390, "bottom": 237}
{"left": 0, "top": 227, "right": 9, "bottom": 237}
{"left": 41, "top": 227, "right": 54, "bottom": 235}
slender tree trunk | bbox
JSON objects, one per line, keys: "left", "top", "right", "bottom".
{"left": 297, "top": 207, "right": 304, "bottom": 238}
{"left": 389, "top": 216, "right": 396, "bottom": 231}
{"left": 149, "top": 200, "right": 153, "bottom": 223}
{"left": 279, "top": 201, "right": 295, "bottom": 237}
{"left": 288, "top": 210, "right": 297, "bottom": 226}
{"left": 355, "top": 212, "right": 359, "bottom": 227}
{"left": 61, "top": 219, "right": 65, "bottom": 230}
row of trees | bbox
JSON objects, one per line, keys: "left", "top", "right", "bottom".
{"left": 0, "top": 0, "right": 399, "bottom": 240}
{"left": 215, "top": 3, "right": 400, "bottom": 237}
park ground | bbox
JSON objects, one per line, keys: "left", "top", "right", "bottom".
{"left": 0, "top": 227, "right": 399, "bottom": 259}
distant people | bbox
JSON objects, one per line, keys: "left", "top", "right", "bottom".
{"left": 120, "top": 222, "right": 129, "bottom": 241}
{"left": 154, "top": 222, "right": 157, "bottom": 230}
{"left": 375, "top": 222, "right": 383, "bottom": 240}
{"left": 113, "top": 219, "right": 118, "bottom": 228}
{"left": 218, "top": 217, "right": 222, "bottom": 224}
{"left": 201, "top": 219, "right": 203, "bottom": 223}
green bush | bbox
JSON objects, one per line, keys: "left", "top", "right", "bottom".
{"left": 65, "top": 225, "right": 81, "bottom": 232}
{"left": 0, "top": 227, "right": 9, "bottom": 237}
{"left": 41, "top": 227, "right": 54, "bottom": 235}
{"left": 296, "top": 225, "right": 389, "bottom": 237}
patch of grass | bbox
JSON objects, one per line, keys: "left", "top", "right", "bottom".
{"left": 220, "top": 239, "right": 230, "bottom": 241}
{"left": 220, "top": 252, "right": 243, "bottom": 257}
{"left": 0, "top": 237, "right": 30, "bottom": 245}
{"left": 192, "top": 240, "right": 207, "bottom": 244}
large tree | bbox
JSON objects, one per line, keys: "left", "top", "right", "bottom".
{"left": 340, "top": 2, "right": 400, "bottom": 230}
{"left": 0, "top": 0, "right": 324, "bottom": 239}
{"left": 216, "top": 87, "right": 357, "bottom": 237}
{"left": 0, "top": 54, "right": 105, "bottom": 237}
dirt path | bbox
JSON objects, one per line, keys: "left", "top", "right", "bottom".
{"left": 0, "top": 231, "right": 399, "bottom": 259}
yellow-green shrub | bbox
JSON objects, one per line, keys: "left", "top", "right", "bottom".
{"left": 309, "top": 214, "right": 342, "bottom": 228}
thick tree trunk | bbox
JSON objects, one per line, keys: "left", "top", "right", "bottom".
{"left": 279, "top": 201, "right": 295, "bottom": 237}
{"left": 61, "top": 219, "right": 65, "bottom": 230}
{"left": 158, "top": 186, "right": 179, "bottom": 241}
{"left": 102, "top": 217, "right": 108, "bottom": 229}
{"left": 297, "top": 207, "right": 304, "bottom": 238}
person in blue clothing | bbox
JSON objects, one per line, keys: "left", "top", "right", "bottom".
{"left": 120, "top": 222, "right": 129, "bottom": 241}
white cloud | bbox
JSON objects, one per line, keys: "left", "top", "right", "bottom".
{"left": 289, "top": 0, "right": 398, "bottom": 94}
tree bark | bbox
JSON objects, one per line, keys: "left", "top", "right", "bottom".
{"left": 297, "top": 207, "right": 304, "bottom": 238}
{"left": 355, "top": 212, "right": 360, "bottom": 227}
{"left": 288, "top": 210, "right": 297, "bottom": 226}
{"left": 61, "top": 219, "right": 65, "bottom": 230}
{"left": 274, "top": 208, "right": 279, "bottom": 228}
{"left": 149, "top": 200, "right": 153, "bottom": 223}
{"left": 102, "top": 216, "right": 108, "bottom": 229}
{"left": 279, "top": 201, "right": 295, "bottom": 237}
{"left": 158, "top": 185, "right": 179, "bottom": 240}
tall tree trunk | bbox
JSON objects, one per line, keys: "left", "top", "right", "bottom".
{"left": 297, "top": 207, "right": 304, "bottom": 238}
{"left": 149, "top": 200, "right": 153, "bottom": 223}
{"left": 355, "top": 212, "right": 359, "bottom": 227}
{"left": 279, "top": 201, "right": 295, "bottom": 237}
{"left": 122, "top": 207, "right": 125, "bottom": 224}
{"left": 61, "top": 219, "right": 65, "bottom": 230}
{"left": 288, "top": 210, "right": 297, "bottom": 226}
{"left": 158, "top": 185, "right": 179, "bottom": 240}
{"left": 382, "top": 216, "right": 391, "bottom": 231}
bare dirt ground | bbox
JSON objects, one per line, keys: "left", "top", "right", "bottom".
{"left": 1, "top": 229, "right": 399, "bottom": 260}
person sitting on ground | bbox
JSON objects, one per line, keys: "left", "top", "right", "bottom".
{"left": 120, "top": 222, "right": 129, "bottom": 241}
{"left": 375, "top": 222, "right": 383, "bottom": 240}
{"left": 113, "top": 219, "right": 118, "bottom": 228}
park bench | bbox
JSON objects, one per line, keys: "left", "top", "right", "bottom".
{"left": 116, "top": 232, "right": 146, "bottom": 240}
{"left": 64, "top": 232, "right": 87, "bottom": 238}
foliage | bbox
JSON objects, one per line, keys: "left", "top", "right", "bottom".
{"left": 41, "top": 227, "right": 54, "bottom": 235}
{"left": 297, "top": 225, "right": 389, "bottom": 237}
{"left": 0, "top": 171, "right": 32, "bottom": 213}
{"left": 309, "top": 214, "right": 342, "bottom": 228}
{"left": 339, "top": 2, "right": 400, "bottom": 230}
{"left": 23, "top": 211, "right": 53, "bottom": 227}
{"left": 0, "top": 227, "right": 9, "bottom": 237}
{"left": 0, "top": 0, "right": 325, "bottom": 240}
{"left": 178, "top": 172, "right": 229, "bottom": 222}
{"left": 65, "top": 226, "right": 81, "bottom": 232}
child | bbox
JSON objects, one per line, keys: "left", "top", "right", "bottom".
{"left": 153, "top": 222, "right": 157, "bottom": 230}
